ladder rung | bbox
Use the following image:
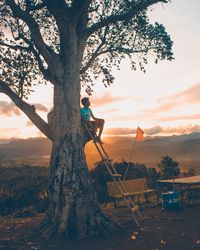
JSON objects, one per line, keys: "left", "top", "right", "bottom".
{"left": 87, "top": 123, "right": 142, "bottom": 225}
{"left": 112, "top": 174, "right": 122, "bottom": 177}
{"left": 131, "top": 205, "right": 139, "bottom": 213}
{"left": 97, "top": 141, "right": 103, "bottom": 144}
{"left": 106, "top": 158, "right": 113, "bottom": 161}
{"left": 93, "top": 139, "right": 103, "bottom": 144}
{"left": 123, "top": 192, "right": 130, "bottom": 196}
{"left": 102, "top": 158, "right": 113, "bottom": 162}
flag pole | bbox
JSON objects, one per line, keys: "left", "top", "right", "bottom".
{"left": 123, "top": 126, "right": 144, "bottom": 180}
{"left": 123, "top": 130, "right": 137, "bottom": 180}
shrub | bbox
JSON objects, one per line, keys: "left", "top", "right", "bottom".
{"left": 90, "top": 160, "right": 158, "bottom": 203}
{"left": 0, "top": 165, "right": 49, "bottom": 215}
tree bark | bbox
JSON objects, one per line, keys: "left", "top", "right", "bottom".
{"left": 43, "top": 83, "right": 120, "bottom": 239}
{"left": 41, "top": 32, "right": 120, "bottom": 237}
{"left": 42, "top": 133, "right": 119, "bottom": 239}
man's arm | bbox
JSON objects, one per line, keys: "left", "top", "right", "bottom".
{"left": 91, "top": 111, "right": 99, "bottom": 121}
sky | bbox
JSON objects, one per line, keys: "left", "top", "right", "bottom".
{"left": 0, "top": 0, "right": 200, "bottom": 139}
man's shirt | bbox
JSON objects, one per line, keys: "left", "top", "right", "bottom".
{"left": 80, "top": 107, "right": 93, "bottom": 121}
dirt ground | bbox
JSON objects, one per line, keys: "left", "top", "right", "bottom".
{"left": 0, "top": 204, "right": 200, "bottom": 250}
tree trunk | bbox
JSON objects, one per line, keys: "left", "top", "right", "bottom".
{"left": 40, "top": 57, "right": 119, "bottom": 239}
{"left": 42, "top": 132, "right": 119, "bottom": 239}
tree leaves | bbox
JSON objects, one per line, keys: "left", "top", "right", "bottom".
{"left": 81, "top": 6, "right": 173, "bottom": 90}
{"left": 158, "top": 156, "right": 180, "bottom": 179}
{"left": 1, "top": 0, "right": 173, "bottom": 96}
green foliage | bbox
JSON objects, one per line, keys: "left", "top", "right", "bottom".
{"left": 158, "top": 155, "right": 180, "bottom": 179}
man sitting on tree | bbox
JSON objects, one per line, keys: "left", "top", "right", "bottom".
{"left": 80, "top": 97, "right": 105, "bottom": 142}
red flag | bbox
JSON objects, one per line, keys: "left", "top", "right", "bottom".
{"left": 136, "top": 127, "right": 144, "bottom": 140}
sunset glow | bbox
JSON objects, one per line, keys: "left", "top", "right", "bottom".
{"left": 1, "top": 0, "right": 200, "bottom": 139}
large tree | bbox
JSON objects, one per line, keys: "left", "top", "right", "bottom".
{"left": 0, "top": 0, "right": 173, "bottom": 239}
{"left": 158, "top": 155, "right": 180, "bottom": 179}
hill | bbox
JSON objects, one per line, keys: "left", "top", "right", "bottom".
{"left": 0, "top": 137, "right": 51, "bottom": 166}
{"left": 0, "top": 133, "right": 200, "bottom": 172}
{"left": 85, "top": 133, "right": 200, "bottom": 172}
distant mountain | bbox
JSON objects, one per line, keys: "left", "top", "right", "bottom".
{"left": 0, "top": 133, "right": 200, "bottom": 172}
{"left": 0, "top": 137, "right": 51, "bottom": 166}
{"left": 85, "top": 133, "right": 200, "bottom": 172}
{"left": 0, "top": 137, "right": 19, "bottom": 144}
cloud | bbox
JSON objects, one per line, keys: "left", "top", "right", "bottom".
{"left": 158, "top": 113, "right": 200, "bottom": 122}
{"left": 110, "top": 114, "right": 142, "bottom": 121}
{"left": 145, "top": 125, "right": 200, "bottom": 136}
{"left": 104, "top": 124, "right": 200, "bottom": 136}
{"left": 104, "top": 127, "right": 135, "bottom": 135}
{"left": 0, "top": 101, "right": 48, "bottom": 117}
{"left": 103, "top": 110, "right": 200, "bottom": 127}
{"left": 104, "top": 126, "right": 162, "bottom": 136}
{"left": 144, "top": 126, "right": 163, "bottom": 135}
{"left": 0, "top": 128, "right": 21, "bottom": 138}
{"left": 103, "top": 108, "right": 118, "bottom": 114}
{"left": 142, "top": 102, "right": 178, "bottom": 116}
{"left": 0, "top": 128, "right": 20, "bottom": 133}
{"left": 33, "top": 103, "right": 48, "bottom": 112}
{"left": 26, "top": 121, "right": 33, "bottom": 127}
{"left": 159, "top": 125, "right": 200, "bottom": 135}
{"left": 158, "top": 82, "right": 200, "bottom": 108}
{"left": 90, "top": 93, "right": 126, "bottom": 107}
{"left": 36, "top": 131, "right": 46, "bottom": 137}
{"left": 142, "top": 82, "right": 200, "bottom": 116}
{"left": 173, "top": 82, "right": 200, "bottom": 103}
{"left": 0, "top": 101, "right": 21, "bottom": 116}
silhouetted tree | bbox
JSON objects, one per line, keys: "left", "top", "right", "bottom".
{"left": 119, "top": 161, "right": 149, "bottom": 179}
{"left": 158, "top": 155, "right": 180, "bottom": 179}
{"left": 0, "top": 0, "right": 173, "bottom": 238}
{"left": 187, "top": 167, "right": 197, "bottom": 176}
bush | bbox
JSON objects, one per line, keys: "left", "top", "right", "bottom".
{"left": 90, "top": 160, "right": 158, "bottom": 203}
{"left": 0, "top": 165, "right": 49, "bottom": 215}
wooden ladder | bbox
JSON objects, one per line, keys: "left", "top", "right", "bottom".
{"left": 84, "top": 123, "right": 142, "bottom": 226}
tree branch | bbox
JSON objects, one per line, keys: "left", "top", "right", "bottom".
{"left": 0, "top": 41, "right": 30, "bottom": 52}
{"left": 0, "top": 80, "right": 53, "bottom": 141}
{"left": 25, "top": 0, "right": 45, "bottom": 12}
{"left": 29, "top": 45, "right": 51, "bottom": 81}
{"left": 42, "top": 0, "right": 70, "bottom": 56}
{"left": 81, "top": 35, "right": 108, "bottom": 73}
{"left": 81, "top": 41, "right": 159, "bottom": 75}
{"left": 72, "top": 0, "right": 92, "bottom": 13}
{"left": 0, "top": 40, "right": 52, "bottom": 82}
{"left": 5, "top": 0, "right": 57, "bottom": 66}
{"left": 85, "top": 0, "right": 169, "bottom": 37}
{"left": 43, "top": 0, "right": 69, "bottom": 22}
{"left": 71, "top": 0, "right": 91, "bottom": 22}
{"left": 81, "top": 26, "right": 110, "bottom": 74}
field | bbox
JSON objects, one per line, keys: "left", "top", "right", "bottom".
{"left": 0, "top": 204, "right": 200, "bottom": 250}
{"left": 0, "top": 165, "right": 200, "bottom": 249}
